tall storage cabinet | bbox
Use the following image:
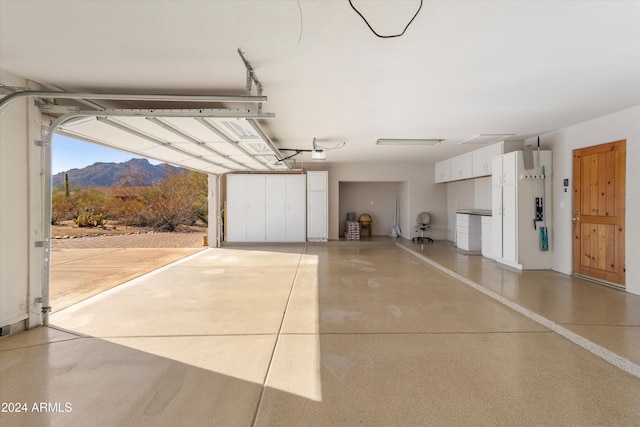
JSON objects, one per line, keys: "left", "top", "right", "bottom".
{"left": 491, "top": 150, "right": 553, "bottom": 269}
{"left": 226, "top": 174, "right": 266, "bottom": 242}
{"left": 307, "top": 171, "right": 328, "bottom": 242}
{"left": 265, "top": 174, "right": 306, "bottom": 242}
{"left": 492, "top": 152, "right": 518, "bottom": 264}
{"left": 226, "top": 173, "right": 306, "bottom": 243}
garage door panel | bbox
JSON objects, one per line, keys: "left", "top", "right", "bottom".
{"left": 56, "top": 114, "right": 286, "bottom": 174}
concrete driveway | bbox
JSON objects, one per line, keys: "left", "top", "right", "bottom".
{"left": 50, "top": 232, "right": 206, "bottom": 312}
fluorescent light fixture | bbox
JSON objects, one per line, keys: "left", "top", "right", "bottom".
{"left": 376, "top": 138, "right": 442, "bottom": 146}
{"left": 311, "top": 149, "right": 326, "bottom": 160}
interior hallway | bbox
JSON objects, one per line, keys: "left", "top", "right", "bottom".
{"left": 1, "top": 240, "right": 639, "bottom": 426}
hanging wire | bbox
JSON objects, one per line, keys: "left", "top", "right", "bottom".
{"left": 348, "top": 0, "right": 423, "bottom": 39}
{"left": 296, "top": 0, "right": 304, "bottom": 45}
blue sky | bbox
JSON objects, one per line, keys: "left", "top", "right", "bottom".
{"left": 52, "top": 134, "right": 159, "bottom": 174}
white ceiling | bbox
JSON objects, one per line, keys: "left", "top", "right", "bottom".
{"left": 1, "top": 0, "right": 639, "bottom": 166}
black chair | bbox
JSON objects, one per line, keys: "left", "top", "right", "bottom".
{"left": 412, "top": 212, "right": 433, "bottom": 243}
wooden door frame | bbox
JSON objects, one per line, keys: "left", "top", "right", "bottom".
{"left": 572, "top": 140, "right": 626, "bottom": 287}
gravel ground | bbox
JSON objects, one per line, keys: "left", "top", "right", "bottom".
{"left": 51, "top": 231, "right": 207, "bottom": 249}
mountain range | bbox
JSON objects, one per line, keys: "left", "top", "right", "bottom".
{"left": 52, "top": 158, "right": 184, "bottom": 188}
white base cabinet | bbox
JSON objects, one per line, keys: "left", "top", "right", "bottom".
{"left": 456, "top": 213, "right": 481, "bottom": 251}
{"left": 226, "top": 174, "right": 306, "bottom": 243}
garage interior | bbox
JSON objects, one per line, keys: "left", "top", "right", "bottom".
{"left": 2, "top": 1, "right": 640, "bottom": 425}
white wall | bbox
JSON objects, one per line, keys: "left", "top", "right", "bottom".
{"left": 528, "top": 105, "right": 640, "bottom": 295}
{"left": 444, "top": 177, "right": 492, "bottom": 241}
{"left": 339, "top": 182, "right": 401, "bottom": 236}
{"left": 306, "top": 163, "right": 447, "bottom": 241}
{"left": 0, "top": 69, "right": 45, "bottom": 331}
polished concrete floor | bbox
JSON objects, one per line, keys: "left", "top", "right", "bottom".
{"left": 1, "top": 239, "right": 639, "bottom": 426}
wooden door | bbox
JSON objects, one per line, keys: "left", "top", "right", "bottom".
{"left": 573, "top": 140, "right": 626, "bottom": 286}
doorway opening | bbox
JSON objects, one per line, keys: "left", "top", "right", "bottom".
{"left": 50, "top": 135, "right": 208, "bottom": 312}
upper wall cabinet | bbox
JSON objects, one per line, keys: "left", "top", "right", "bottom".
{"left": 435, "top": 159, "right": 451, "bottom": 183}
{"left": 451, "top": 153, "right": 473, "bottom": 180}
{"left": 435, "top": 141, "right": 522, "bottom": 183}
{"left": 472, "top": 143, "right": 504, "bottom": 177}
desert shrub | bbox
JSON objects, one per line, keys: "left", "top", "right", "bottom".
{"left": 51, "top": 187, "right": 76, "bottom": 224}
{"left": 138, "top": 170, "right": 208, "bottom": 231}
{"left": 51, "top": 186, "right": 109, "bottom": 224}
{"left": 51, "top": 168, "right": 208, "bottom": 231}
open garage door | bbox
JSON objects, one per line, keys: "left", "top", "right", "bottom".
{"left": 56, "top": 112, "right": 288, "bottom": 174}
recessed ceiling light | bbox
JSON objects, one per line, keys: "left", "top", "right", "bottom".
{"left": 376, "top": 139, "right": 443, "bottom": 146}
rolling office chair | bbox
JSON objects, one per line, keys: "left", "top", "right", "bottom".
{"left": 412, "top": 212, "right": 433, "bottom": 244}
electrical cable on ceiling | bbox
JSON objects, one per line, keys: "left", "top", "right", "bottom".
{"left": 296, "top": 0, "right": 304, "bottom": 45}
{"left": 348, "top": 0, "right": 423, "bottom": 39}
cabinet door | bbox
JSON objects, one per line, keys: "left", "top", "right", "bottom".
{"left": 491, "top": 184, "right": 503, "bottom": 259}
{"left": 481, "top": 217, "right": 492, "bottom": 257}
{"left": 502, "top": 184, "right": 517, "bottom": 262}
{"left": 308, "top": 191, "right": 327, "bottom": 239}
{"left": 435, "top": 160, "right": 451, "bottom": 183}
{"left": 307, "top": 172, "right": 328, "bottom": 240}
{"left": 484, "top": 143, "right": 503, "bottom": 175}
{"left": 472, "top": 148, "right": 487, "bottom": 177}
{"left": 491, "top": 156, "right": 503, "bottom": 187}
{"left": 459, "top": 152, "right": 473, "bottom": 179}
{"left": 245, "top": 174, "right": 266, "bottom": 242}
{"left": 502, "top": 152, "right": 518, "bottom": 186}
{"left": 307, "top": 171, "right": 327, "bottom": 192}
{"left": 285, "top": 174, "right": 306, "bottom": 242}
{"left": 265, "top": 175, "right": 287, "bottom": 241}
{"left": 226, "top": 175, "right": 247, "bottom": 242}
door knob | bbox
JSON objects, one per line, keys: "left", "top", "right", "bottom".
{"left": 572, "top": 216, "right": 580, "bottom": 222}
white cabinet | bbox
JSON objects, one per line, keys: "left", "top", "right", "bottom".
{"left": 456, "top": 213, "right": 481, "bottom": 251}
{"left": 492, "top": 153, "right": 518, "bottom": 264}
{"left": 227, "top": 174, "right": 266, "bottom": 242}
{"left": 473, "top": 143, "right": 504, "bottom": 177}
{"left": 472, "top": 149, "right": 489, "bottom": 177}
{"left": 307, "top": 171, "right": 328, "bottom": 242}
{"left": 435, "top": 159, "right": 451, "bottom": 183}
{"left": 491, "top": 150, "right": 553, "bottom": 269}
{"left": 227, "top": 173, "right": 306, "bottom": 243}
{"left": 436, "top": 141, "right": 523, "bottom": 183}
{"left": 484, "top": 143, "right": 503, "bottom": 175}
{"left": 265, "top": 174, "right": 306, "bottom": 242}
{"left": 481, "top": 216, "right": 492, "bottom": 257}
{"left": 450, "top": 153, "right": 473, "bottom": 181}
